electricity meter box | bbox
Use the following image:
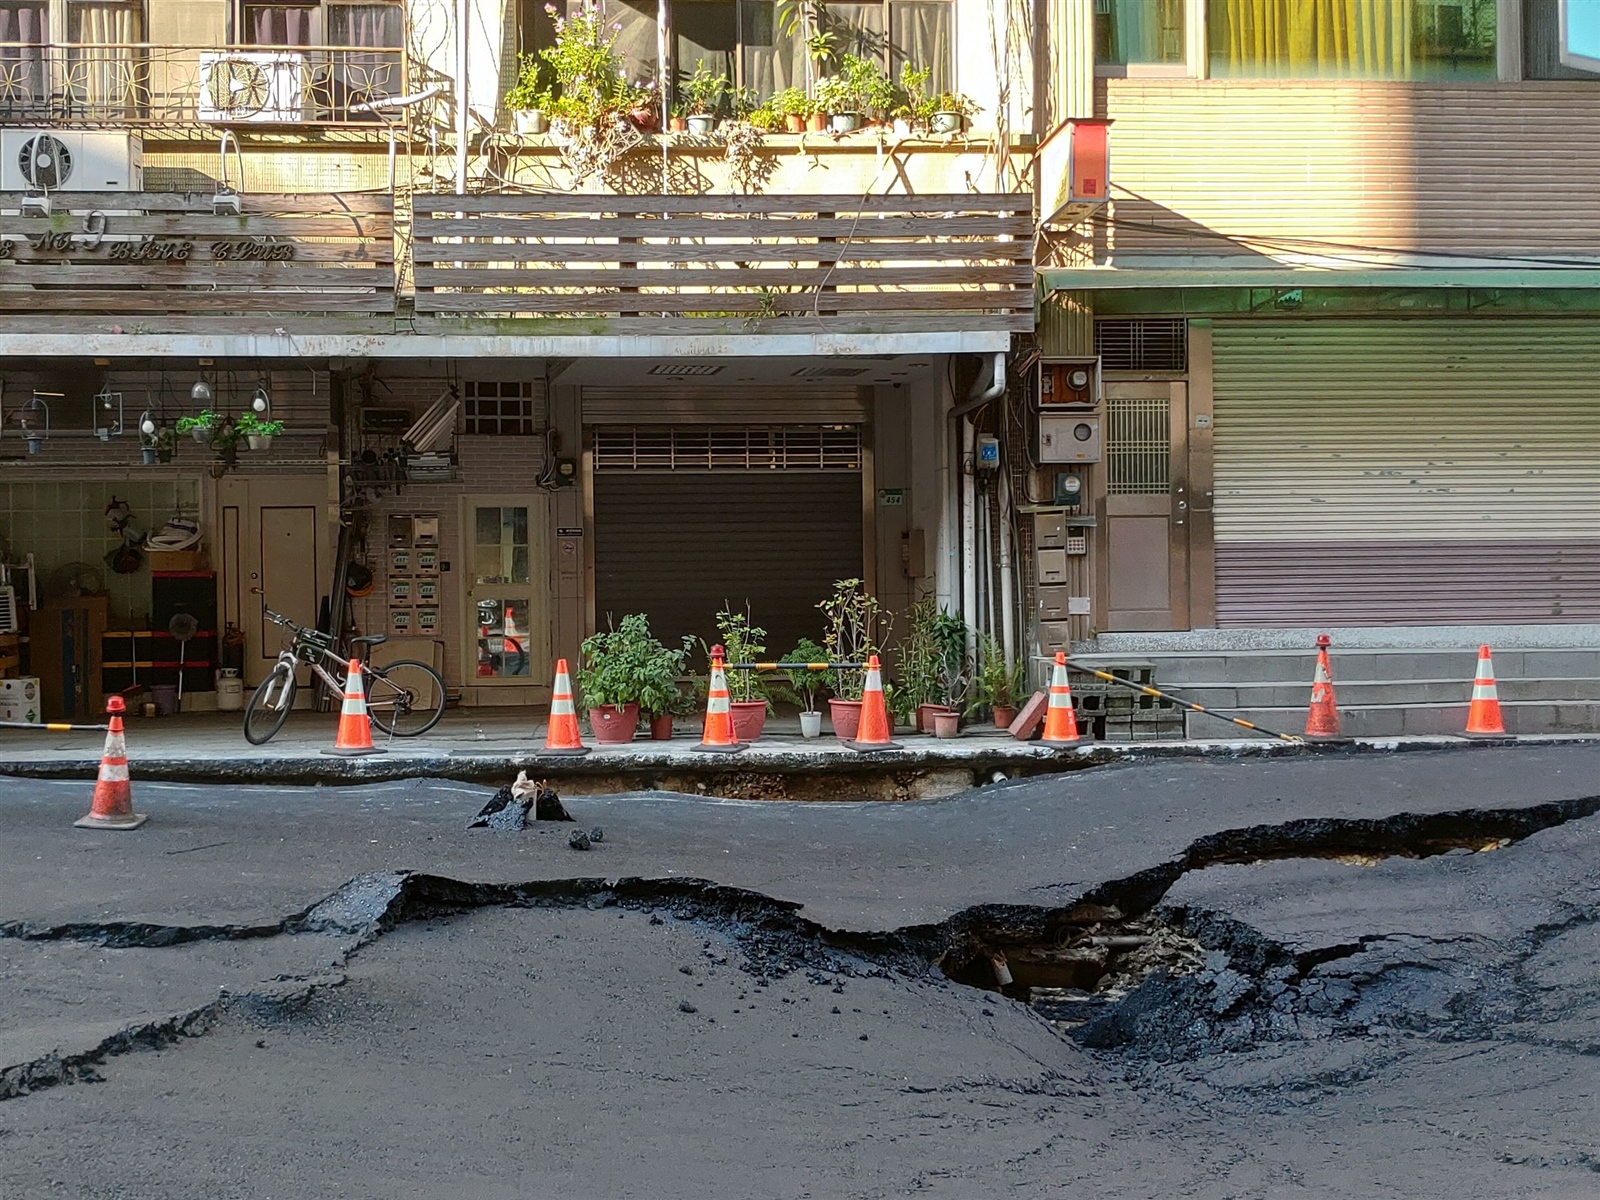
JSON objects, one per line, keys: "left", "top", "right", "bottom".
{"left": 1033, "top": 414, "right": 1102, "bottom": 464}
{"left": 1038, "top": 357, "right": 1101, "bottom": 409}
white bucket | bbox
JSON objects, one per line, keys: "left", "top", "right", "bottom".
{"left": 215, "top": 668, "right": 244, "bottom": 711}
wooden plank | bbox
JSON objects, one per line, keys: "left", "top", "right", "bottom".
{"left": 413, "top": 193, "right": 1029, "bottom": 216}
{"left": 0, "top": 291, "right": 395, "bottom": 313}
{"left": 415, "top": 288, "right": 1035, "bottom": 314}
{"left": 0, "top": 216, "right": 393, "bottom": 237}
{"left": 412, "top": 239, "right": 1031, "bottom": 265}
{"left": 413, "top": 312, "right": 1033, "bottom": 335}
{"left": 0, "top": 314, "right": 396, "bottom": 335}
{"left": 0, "top": 264, "right": 395, "bottom": 287}
{"left": 414, "top": 265, "right": 1034, "bottom": 289}
{"left": 413, "top": 215, "right": 1031, "bottom": 239}
{"left": 0, "top": 243, "right": 393, "bottom": 264}
{"left": 0, "top": 192, "right": 394, "bottom": 214}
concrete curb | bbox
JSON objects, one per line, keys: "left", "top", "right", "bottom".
{"left": 5, "top": 733, "right": 1596, "bottom": 794}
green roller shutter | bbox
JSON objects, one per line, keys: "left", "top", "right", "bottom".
{"left": 1212, "top": 318, "right": 1600, "bottom": 626}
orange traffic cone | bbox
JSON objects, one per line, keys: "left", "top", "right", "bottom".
{"left": 1040, "top": 652, "right": 1080, "bottom": 745}
{"left": 848, "top": 654, "right": 902, "bottom": 751}
{"left": 1464, "top": 644, "right": 1507, "bottom": 737}
{"left": 693, "top": 649, "right": 746, "bottom": 755}
{"left": 75, "top": 695, "right": 146, "bottom": 830}
{"left": 542, "top": 658, "right": 590, "bottom": 756}
{"left": 322, "top": 658, "right": 386, "bottom": 757}
{"left": 1305, "top": 633, "right": 1342, "bottom": 739}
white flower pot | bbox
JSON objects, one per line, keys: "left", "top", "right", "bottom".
{"left": 687, "top": 114, "right": 716, "bottom": 135}
{"left": 514, "top": 109, "right": 549, "bottom": 135}
{"left": 190, "top": 427, "right": 210, "bottom": 443}
{"left": 891, "top": 118, "right": 912, "bottom": 138}
{"left": 247, "top": 434, "right": 273, "bottom": 451}
{"left": 799, "top": 710, "right": 822, "bottom": 739}
{"left": 931, "top": 111, "right": 964, "bottom": 134}
{"left": 831, "top": 111, "right": 863, "bottom": 134}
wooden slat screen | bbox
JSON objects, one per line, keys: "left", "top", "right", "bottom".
{"left": 0, "top": 191, "right": 394, "bottom": 333}
{"left": 411, "top": 192, "right": 1034, "bottom": 335}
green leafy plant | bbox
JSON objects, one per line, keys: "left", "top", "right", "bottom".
{"left": 893, "top": 63, "right": 935, "bottom": 125}
{"left": 897, "top": 597, "right": 970, "bottom": 711}
{"left": 816, "top": 54, "right": 892, "bottom": 118}
{"left": 769, "top": 86, "right": 812, "bottom": 118}
{"left": 779, "top": 635, "right": 830, "bottom": 713}
{"left": 930, "top": 608, "right": 972, "bottom": 709}
{"left": 578, "top": 613, "right": 683, "bottom": 713}
{"left": 539, "top": 1, "right": 640, "bottom": 120}
{"left": 682, "top": 61, "right": 730, "bottom": 116}
{"left": 504, "top": 51, "right": 553, "bottom": 112}
{"left": 932, "top": 90, "right": 979, "bottom": 118}
{"left": 235, "top": 411, "right": 285, "bottom": 438}
{"left": 968, "top": 633, "right": 1024, "bottom": 716}
{"left": 817, "top": 578, "right": 890, "bottom": 701}
{"left": 175, "top": 409, "right": 222, "bottom": 435}
{"left": 710, "top": 605, "right": 769, "bottom": 706}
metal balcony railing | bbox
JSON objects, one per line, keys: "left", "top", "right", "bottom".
{"left": 0, "top": 43, "right": 407, "bottom": 129}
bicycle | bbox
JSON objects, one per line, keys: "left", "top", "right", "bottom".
{"left": 242, "top": 607, "right": 446, "bottom": 745}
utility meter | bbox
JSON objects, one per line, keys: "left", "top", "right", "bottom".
{"left": 976, "top": 434, "right": 1001, "bottom": 470}
{"left": 1035, "top": 414, "right": 1102, "bottom": 464}
{"left": 1039, "top": 356, "right": 1101, "bottom": 408}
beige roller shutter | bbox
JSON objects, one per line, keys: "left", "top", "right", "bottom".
{"left": 592, "top": 425, "right": 864, "bottom": 654}
{"left": 1212, "top": 319, "right": 1600, "bottom": 626}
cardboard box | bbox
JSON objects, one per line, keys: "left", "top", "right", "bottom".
{"left": 148, "top": 550, "right": 208, "bottom": 572}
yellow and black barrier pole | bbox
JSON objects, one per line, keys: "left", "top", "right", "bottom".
{"left": 0, "top": 720, "right": 111, "bottom": 733}
{"left": 1061, "top": 657, "right": 1304, "bottom": 745}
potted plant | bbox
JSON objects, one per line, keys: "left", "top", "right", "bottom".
{"left": 891, "top": 64, "right": 933, "bottom": 136}
{"left": 782, "top": 635, "right": 830, "bottom": 739}
{"left": 505, "top": 52, "right": 552, "bottom": 134}
{"left": 236, "top": 410, "right": 284, "bottom": 451}
{"left": 930, "top": 91, "right": 978, "bottom": 134}
{"left": 176, "top": 409, "right": 222, "bottom": 444}
{"left": 637, "top": 633, "right": 693, "bottom": 740}
{"left": 815, "top": 72, "right": 858, "bottom": 132}
{"left": 711, "top": 605, "right": 770, "bottom": 742}
{"left": 900, "top": 598, "right": 971, "bottom": 733}
{"left": 770, "top": 86, "right": 811, "bottom": 133}
{"left": 577, "top": 613, "right": 674, "bottom": 744}
{"left": 817, "top": 578, "right": 890, "bottom": 741}
{"left": 970, "top": 633, "right": 1025, "bottom": 729}
{"left": 682, "top": 62, "right": 727, "bottom": 135}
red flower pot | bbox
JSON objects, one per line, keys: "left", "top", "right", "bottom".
{"left": 807, "top": 112, "right": 829, "bottom": 132}
{"left": 730, "top": 700, "right": 767, "bottom": 742}
{"left": 916, "top": 703, "right": 956, "bottom": 734}
{"left": 829, "top": 698, "right": 862, "bottom": 741}
{"left": 588, "top": 703, "right": 640, "bottom": 744}
{"left": 784, "top": 114, "right": 805, "bottom": 133}
{"left": 992, "top": 705, "right": 1018, "bottom": 730}
{"left": 649, "top": 713, "right": 674, "bottom": 740}
{"left": 669, "top": 116, "right": 688, "bottom": 132}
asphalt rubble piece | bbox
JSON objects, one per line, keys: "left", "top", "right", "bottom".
{"left": 467, "top": 771, "right": 575, "bottom": 830}
{"left": 6, "top": 790, "right": 1600, "bottom": 1102}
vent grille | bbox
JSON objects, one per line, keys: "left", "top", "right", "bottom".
{"left": 1106, "top": 392, "right": 1170, "bottom": 495}
{"left": 1095, "top": 319, "right": 1188, "bottom": 372}
{"left": 593, "top": 425, "right": 862, "bottom": 472}
{"left": 791, "top": 366, "right": 868, "bottom": 379}
{"left": 647, "top": 363, "right": 727, "bottom": 377}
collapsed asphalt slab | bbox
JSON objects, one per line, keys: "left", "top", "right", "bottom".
{"left": 5, "top": 746, "right": 1600, "bottom": 1197}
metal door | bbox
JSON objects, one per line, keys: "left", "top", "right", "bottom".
{"left": 1099, "top": 380, "right": 1189, "bottom": 631}
{"left": 462, "top": 496, "right": 548, "bottom": 685}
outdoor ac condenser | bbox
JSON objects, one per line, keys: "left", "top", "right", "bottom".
{"left": 198, "top": 52, "right": 308, "bottom": 123}
{"left": 0, "top": 131, "right": 143, "bottom": 191}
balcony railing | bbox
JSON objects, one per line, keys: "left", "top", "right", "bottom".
{"left": 0, "top": 43, "right": 406, "bottom": 130}
{"left": 0, "top": 191, "right": 394, "bottom": 333}
{"left": 410, "top": 193, "right": 1035, "bottom": 335}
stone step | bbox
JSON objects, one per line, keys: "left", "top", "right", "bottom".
{"left": 1069, "top": 648, "right": 1600, "bottom": 687}
{"left": 1183, "top": 701, "right": 1600, "bottom": 739}
{"left": 1158, "top": 678, "right": 1600, "bottom": 710}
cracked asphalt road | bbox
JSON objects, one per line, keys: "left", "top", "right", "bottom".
{"left": 4, "top": 744, "right": 1600, "bottom": 1198}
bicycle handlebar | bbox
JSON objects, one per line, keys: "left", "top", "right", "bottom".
{"left": 263, "top": 608, "right": 331, "bottom": 646}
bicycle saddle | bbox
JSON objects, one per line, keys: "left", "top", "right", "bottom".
{"left": 351, "top": 634, "right": 388, "bottom": 647}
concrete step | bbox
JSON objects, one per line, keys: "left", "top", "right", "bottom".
{"left": 1183, "top": 701, "right": 1600, "bottom": 740}
{"left": 1071, "top": 648, "right": 1600, "bottom": 687}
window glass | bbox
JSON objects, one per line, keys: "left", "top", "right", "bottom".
{"left": 888, "top": 0, "right": 951, "bottom": 93}
{"left": 1524, "top": 0, "right": 1595, "bottom": 79}
{"left": 676, "top": 0, "right": 737, "bottom": 91}
{"left": 739, "top": 0, "right": 805, "bottom": 94}
{"left": 1096, "top": 0, "right": 1185, "bottom": 66}
{"left": 326, "top": 3, "right": 403, "bottom": 46}
{"left": 1209, "top": 0, "right": 1496, "bottom": 80}
{"left": 823, "top": 1, "right": 887, "bottom": 64}
{"left": 244, "top": 3, "right": 315, "bottom": 43}
{"left": 0, "top": 2, "right": 48, "bottom": 115}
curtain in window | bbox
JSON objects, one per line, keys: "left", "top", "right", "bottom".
{"left": 675, "top": 0, "right": 735, "bottom": 92}
{"left": 0, "top": 2, "right": 47, "bottom": 116}
{"left": 888, "top": 0, "right": 951, "bottom": 94}
{"left": 325, "top": 4, "right": 402, "bottom": 117}
{"left": 738, "top": 0, "right": 803, "bottom": 95}
{"left": 246, "top": 5, "right": 314, "bottom": 45}
{"left": 68, "top": 2, "right": 143, "bottom": 118}
{"left": 1097, "top": 0, "right": 1185, "bottom": 65}
{"left": 560, "top": 0, "right": 658, "bottom": 85}
{"left": 327, "top": 3, "right": 402, "bottom": 46}
{"left": 823, "top": 1, "right": 886, "bottom": 64}
{"left": 1210, "top": 0, "right": 1412, "bottom": 78}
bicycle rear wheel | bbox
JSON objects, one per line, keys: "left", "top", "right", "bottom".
{"left": 366, "top": 659, "right": 446, "bottom": 736}
{"left": 243, "top": 664, "right": 297, "bottom": 745}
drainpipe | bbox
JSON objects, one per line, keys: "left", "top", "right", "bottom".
{"left": 454, "top": 0, "right": 470, "bottom": 195}
{"left": 952, "top": 353, "right": 1006, "bottom": 657}
{"left": 997, "top": 448, "right": 1016, "bottom": 673}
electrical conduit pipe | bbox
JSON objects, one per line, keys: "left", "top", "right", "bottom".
{"left": 951, "top": 353, "right": 1006, "bottom": 658}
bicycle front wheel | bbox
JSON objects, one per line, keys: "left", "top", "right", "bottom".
{"left": 243, "top": 664, "right": 297, "bottom": 745}
{"left": 366, "top": 659, "right": 446, "bottom": 736}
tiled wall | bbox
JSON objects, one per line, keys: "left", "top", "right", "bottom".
{"left": 0, "top": 479, "right": 203, "bottom": 625}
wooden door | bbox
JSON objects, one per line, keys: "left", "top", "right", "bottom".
{"left": 1100, "top": 381, "right": 1190, "bottom": 631}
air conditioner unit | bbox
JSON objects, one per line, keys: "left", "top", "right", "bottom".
{"left": 0, "top": 131, "right": 143, "bottom": 191}
{"left": 199, "top": 51, "right": 307, "bottom": 123}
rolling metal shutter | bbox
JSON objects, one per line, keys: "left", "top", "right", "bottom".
{"left": 1212, "top": 319, "right": 1600, "bottom": 626}
{"left": 592, "top": 425, "right": 864, "bottom": 655}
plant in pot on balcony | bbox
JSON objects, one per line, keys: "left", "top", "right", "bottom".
{"left": 236, "top": 411, "right": 284, "bottom": 452}
{"left": 891, "top": 64, "right": 934, "bottom": 136}
{"left": 969, "top": 633, "right": 1025, "bottom": 729}
{"left": 781, "top": 635, "right": 831, "bottom": 739}
{"left": 681, "top": 62, "right": 728, "bottom": 135}
{"left": 577, "top": 613, "right": 672, "bottom": 744}
{"left": 817, "top": 577, "right": 890, "bottom": 741}
{"left": 505, "top": 52, "right": 553, "bottom": 134}
{"left": 709, "top": 605, "right": 770, "bottom": 742}
{"left": 770, "top": 86, "right": 811, "bottom": 133}
{"left": 929, "top": 91, "right": 978, "bottom": 134}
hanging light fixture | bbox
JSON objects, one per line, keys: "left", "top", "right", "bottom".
{"left": 251, "top": 383, "right": 271, "bottom": 415}
{"left": 94, "top": 386, "right": 124, "bottom": 441}
{"left": 190, "top": 378, "right": 212, "bottom": 404}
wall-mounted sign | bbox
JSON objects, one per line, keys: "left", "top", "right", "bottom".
{"left": 0, "top": 234, "right": 295, "bottom": 262}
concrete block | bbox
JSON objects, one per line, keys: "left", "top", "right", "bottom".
{"left": 1520, "top": 650, "right": 1600, "bottom": 679}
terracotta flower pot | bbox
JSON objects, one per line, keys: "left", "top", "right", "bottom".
{"left": 588, "top": 703, "right": 640, "bottom": 744}
{"left": 730, "top": 700, "right": 767, "bottom": 742}
{"left": 784, "top": 114, "right": 805, "bottom": 133}
{"left": 649, "top": 712, "right": 674, "bottom": 740}
{"left": 992, "top": 705, "right": 1018, "bottom": 730}
{"left": 829, "top": 698, "right": 862, "bottom": 741}
{"left": 669, "top": 116, "right": 688, "bottom": 132}
{"left": 916, "top": 703, "right": 956, "bottom": 734}
{"left": 933, "top": 712, "right": 961, "bottom": 739}
{"left": 806, "top": 111, "right": 829, "bottom": 132}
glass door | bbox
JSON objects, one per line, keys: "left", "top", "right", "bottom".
{"left": 463, "top": 496, "right": 547, "bottom": 684}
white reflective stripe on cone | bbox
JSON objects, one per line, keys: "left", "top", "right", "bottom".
{"left": 99, "top": 763, "right": 130, "bottom": 782}
{"left": 551, "top": 696, "right": 576, "bottom": 715}
{"left": 1473, "top": 683, "right": 1499, "bottom": 700}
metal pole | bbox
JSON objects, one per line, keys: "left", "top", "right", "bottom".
{"left": 1061, "top": 656, "right": 1305, "bottom": 745}
{"left": 0, "top": 721, "right": 110, "bottom": 732}
{"left": 454, "top": 0, "right": 469, "bottom": 195}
